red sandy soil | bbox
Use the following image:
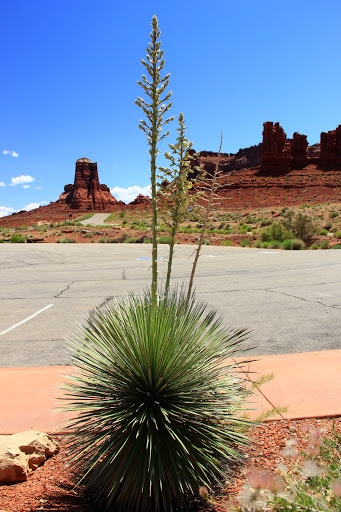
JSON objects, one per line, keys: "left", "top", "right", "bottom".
{"left": 1, "top": 418, "right": 340, "bottom": 511}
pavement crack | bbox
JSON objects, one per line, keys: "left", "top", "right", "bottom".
{"left": 54, "top": 281, "right": 75, "bottom": 298}
{"left": 266, "top": 288, "right": 341, "bottom": 310}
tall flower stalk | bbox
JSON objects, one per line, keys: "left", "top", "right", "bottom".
{"left": 159, "top": 112, "right": 195, "bottom": 294}
{"left": 135, "top": 15, "right": 173, "bottom": 305}
{"left": 187, "top": 133, "right": 223, "bottom": 300}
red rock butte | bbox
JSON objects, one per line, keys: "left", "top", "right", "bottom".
{"left": 57, "top": 157, "right": 119, "bottom": 210}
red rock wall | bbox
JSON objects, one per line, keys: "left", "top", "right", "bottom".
{"left": 260, "top": 122, "right": 293, "bottom": 175}
{"left": 291, "top": 132, "right": 309, "bottom": 169}
{"left": 319, "top": 125, "right": 341, "bottom": 170}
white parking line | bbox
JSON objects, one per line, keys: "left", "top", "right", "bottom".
{"left": 0, "top": 304, "right": 54, "bottom": 336}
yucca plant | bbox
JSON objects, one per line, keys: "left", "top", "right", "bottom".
{"left": 62, "top": 14, "right": 255, "bottom": 512}
{"left": 63, "top": 287, "right": 252, "bottom": 511}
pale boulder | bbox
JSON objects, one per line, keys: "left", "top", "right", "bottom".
{"left": 0, "top": 431, "right": 59, "bottom": 483}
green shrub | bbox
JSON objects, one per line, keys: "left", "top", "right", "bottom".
{"left": 329, "top": 211, "right": 339, "bottom": 218}
{"left": 221, "top": 239, "right": 233, "bottom": 246}
{"left": 324, "top": 221, "right": 333, "bottom": 230}
{"left": 158, "top": 235, "right": 172, "bottom": 244}
{"left": 240, "top": 238, "right": 252, "bottom": 247}
{"left": 254, "top": 240, "right": 262, "bottom": 248}
{"left": 311, "top": 244, "right": 319, "bottom": 250}
{"left": 260, "top": 222, "right": 292, "bottom": 242}
{"left": 239, "top": 224, "right": 252, "bottom": 234}
{"left": 320, "top": 240, "right": 329, "bottom": 249}
{"left": 334, "top": 231, "right": 341, "bottom": 239}
{"left": 143, "top": 237, "right": 152, "bottom": 243}
{"left": 64, "top": 289, "right": 252, "bottom": 512}
{"left": 97, "top": 237, "right": 108, "bottom": 243}
{"left": 331, "top": 243, "right": 341, "bottom": 249}
{"left": 281, "top": 239, "right": 293, "bottom": 250}
{"left": 281, "top": 211, "right": 317, "bottom": 244}
{"left": 126, "top": 237, "right": 137, "bottom": 243}
{"left": 83, "top": 232, "right": 94, "bottom": 238}
{"left": 319, "top": 229, "right": 328, "bottom": 235}
{"left": 291, "top": 239, "right": 305, "bottom": 250}
{"left": 260, "top": 218, "right": 272, "bottom": 227}
{"left": 268, "top": 240, "right": 282, "bottom": 249}
{"left": 9, "top": 233, "right": 26, "bottom": 243}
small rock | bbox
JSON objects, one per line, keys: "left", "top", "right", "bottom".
{"left": 0, "top": 431, "right": 59, "bottom": 484}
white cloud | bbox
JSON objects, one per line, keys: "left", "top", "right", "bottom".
{"left": 10, "top": 175, "right": 35, "bottom": 186}
{"left": 0, "top": 182, "right": 6, "bottom": 187}
{"left": 23, "top": 201, "right": 48, "bottom": 211}
{"left": 23, "top": 185, "right": 31, "bottom": 189}
{"left": 34, "top": 186, "right": 42, "bottom": 190}
{"left": 0, "top": 206, "right": 15, "bottom": 218}
{"left": 110, "top": 185, "right": 151, "bottom": 204}
{"left": 3, "top": 149, "right": 18, "bottom": 157}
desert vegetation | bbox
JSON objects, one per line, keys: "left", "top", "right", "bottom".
{"left": 1, "top": 202, "right": 341, "bottom": 249}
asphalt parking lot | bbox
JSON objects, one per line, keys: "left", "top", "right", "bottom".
{"left": 0, "top": 244, "right": 340, "bottom": 367}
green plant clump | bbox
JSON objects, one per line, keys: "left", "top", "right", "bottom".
{"left": 158, "top": 235, "right": 172, "bottom": 244}
{"left": 64, "top": 289, "right": 252, "bottom": 512}
{"left": 329, "top": 211, "right": 339, "bottom": 218}
{"left": 260, "top": 222, "right": 292, "bottom": 243}
{"left": 268, "top": 240, "right": 282, "bottom": 249}
{"left": 240, "top": 238, "right": 252, "bottom": 247}
{"left": 291, "top": 239, "right": 305, "bottom": 250}
{"left": 320, "top": 240, "right": 329, "bottom": 249}
{"left": 282, "top": 211, "right": 318, "bottom": 244}
{"left": 9, "top": 233, "right": 26, "bottom": 243}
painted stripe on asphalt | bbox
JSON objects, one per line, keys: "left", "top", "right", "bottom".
{"left": 0, "top": 304, "right": 54, "bottom": 336}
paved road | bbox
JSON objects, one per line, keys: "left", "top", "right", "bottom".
{"left": 0, "top": 244, "right": 340, "bottom": 367}
{"left": 79, "top": 213, "right": 112, "bottom": 226}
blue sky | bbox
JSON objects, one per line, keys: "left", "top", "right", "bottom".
{"left": 1, "top": 0, "right": 341, "bottom": 216}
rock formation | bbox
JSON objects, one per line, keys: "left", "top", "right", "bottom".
{"left": 291, "top": 132, "right": 309, "bottom": 169}
{"left": 188, "top": 144, "right": 262, "bottom": 178}
{"left": 259, "top": 122, "right": 293, "bottom": 175}
{"left": 0, "top": 431, "right": 59, "bottom": 483}
{"left": 186, "top": 121, "right": 341, "bottom": 178}
{"left": 319, "top": 125, "right": 341, "bottom": 170}
{"left": 129, "top": 194, "right": 152, "bottom": 206}
{"left": 58, "top": 158, "right": 118, "bottom": 210}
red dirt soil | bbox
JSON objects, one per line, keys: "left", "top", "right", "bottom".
{"left": 0, "top": 417, "right": 340, "bottom": 511}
